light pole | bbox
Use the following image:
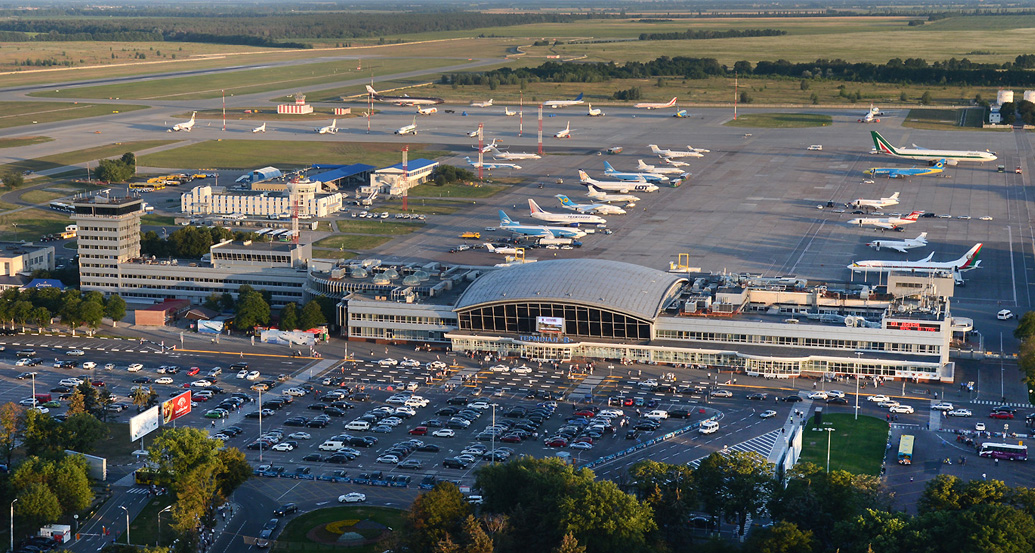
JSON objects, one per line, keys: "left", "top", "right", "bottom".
{"left": 10, "top": 498, "right": 18, "bottom": 553}
{"left": 490, "top": 403, "right": 498, "bottom": 463}
{"left": 119, "top": 505, "right": 130, "bottom": 545}
{"left": 73, "top": 515, "right": 78, "bottom": 541}
{"left": 854, "top": 352, "right": 863, "bottom": 421}
{"left": 258, "top": 387, "right": 263, "bottom": 463}
{"left": 823, "top": 427, "right": 836, "bottom": 473}
{"left": 157, "top": 505, "right": 172, "bottom": 546}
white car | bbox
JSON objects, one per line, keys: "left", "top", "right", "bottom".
{"left": 190, "top": 380, "right": 214, "bottom": 387}
{"left": 427, "top": 361, "right": 447, "bottom": 370}
{"left": 385, "top": 395, "right": 410, "bottom": 405}
{"left": 644, "top": 410, "right": 669, "bottom": 420}
{"left": 468, "top": 401, "right": 491, "bottom": 410}
{"left": 865, "top": 395, "right": 890, "bottom": 403}
{"left": 489, "top": 364, "right": 509, "bottom": 373}
{"left": 67, "top": 349, "right": 85, "bottom": 356}
{"left": 570, "top": 441, "right": 593, "bottom": 450}
{"left": 760, "top": 410, "right": 777, "bottom": 419}
{"left": 288, "top": 432, "right": 311, "bottom": 440}
{"left": 698, "top": 420, "right": 719, "bottom": 434}
{"left": 339, "top": 492, "right": 366, "bottom": 503}
{"left": 246, "top": 371, "right": 261, "bottom": 381}
{"left": 807, "top": 144, "right": 823, "bottom": 151}
{"left": 283, "top": 388, "right": 307, "bottom": 397}
{"left": 81, "top": 361, "right": 97, "bottom": 370}
{"left": 980, "top": 216, "right": 994, "bottom": 221}
{"left": 18, "top": 398, "right": 38, "bottom": 407}
{"left": 877, "top": 399, "right": 900, "bottom": 408}
{"left": 15, "top": 359, "right": 30, "bottom": 367}
{"left": 889, "top": 405, "right": 914, "bottom": 414}
{"left": 432, "top": 429, "right": 455, "bottom": 438}
{"left": 271, "top": 443, "right": 294, "bottom": 452}
{"left": 376, "top": 454, "right": 400, "bottom": 464}
{"left": 404, "top": 397, "right": 430, "bottom": 408}
{"left": 104, "top": 363, "right": 116, "bottom": 370}
{"left": 710, "top": 389, "right": 733, "bottom": 398}
{"left": 932, "top": 402, "right": 955, "bottom": 411}
{"left": 826, "top": 390, "right": 846, "bottom": 399}
{"left": 399, "top": 358, "right": 421, "bottom": 368}
{"left": 511, "top": 365, "right": 533, "bottom": 375}
{"left": 948, "top": 409, "right": 973, "bottom": 417}
{"left": 31, "top": 407, "right": 49, "bottom": 415}
{"left": 807, "top": 391, "right": 828, "bottom": 400}
{"left": 236, "top": 370, "right": 249, "bottom": 379}
{"left": 59, "top": 377, "right": 83, "bottom": 387}
{"left": 975, "top": 422, "right": 986, "bottom": 431}
{"left": 378, "top": 358, "right": 398, "bottom": 367}
{"left": 155, "top": 377, "right": 174, "bottom": 385}
{"left": 395, "top": 406, "right": 417, "bottom": 417}
{"left": 127, "top": 363, "right": 144, "bottom": 372}
{"left": 998, "top": 309, "right": 1015, "bottom": 320}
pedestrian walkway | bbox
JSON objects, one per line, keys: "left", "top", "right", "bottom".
{"left": 570, "top": 375, "right": 603, "bottom": 398}
{"left": 686, "top": 429, "right": 783, "bottom": 469}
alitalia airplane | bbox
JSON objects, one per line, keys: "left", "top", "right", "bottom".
{"left": 871, "top": 131, "right": 996, "bottom": 165}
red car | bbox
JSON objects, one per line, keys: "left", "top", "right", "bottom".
{"left": 408, "top": 426, "right": 428, "bottom": 436}
{"left": 500, "top": 434, "right": 522, "bottom": 443}
{"left": 623, "top": 398, "right": 635, "bottom": 407}
{"left": 990, "top": 411, "right": 1014, "bottom": 419}
{"left": 573, "top": 410, "right": 595, "bottom": 417}
{"left": 545, "top": 438, "right": 568, "bottom": 447}
{"left": 187, "top": 367, "right": 201, "bottom": 376}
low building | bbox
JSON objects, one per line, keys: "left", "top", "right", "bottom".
{"left": 368, "top": 159, "right": 438, "bottom": 196}
{"left": 134, "top": 299, "right": 190, "bottom": 326}
{"left": 180, "top": 183, "right": 344, "bottom": 218}
{"left": 0, "top": 242, "right": 55, "bottom": 276}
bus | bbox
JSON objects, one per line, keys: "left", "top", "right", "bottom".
{"left": 978, "top": 442, "right": 1027, "bottom": 461}
{"left": 129, "top": 182, "right": 165, "bottom": 192}
{"left": 897, "top": 434, "right": 915, "bottom": 465}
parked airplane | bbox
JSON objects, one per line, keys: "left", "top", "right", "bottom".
{"left": 316, "top": 119, "right": 338, "bottom": 134}
{"left": 578, "top": 170, "right": 659, "bottom": 193}
{"left": 636, "top": 159, "right": 685, "bottom": 175}
{"left": 471, "top": 99, "right": 493, "bottom": 107}
{"left": 488, "top": 146, "right": 541, "bottom": 160}
{"left": 586, "top": 185, "right": 640, "bottom": 205}
{"left": 663, "top": 158, "right": 691, "bottom": 168}
{"left": 465, "top": 156, "right": 521, "bottom": 170}
{"left": 466, "top": 129, "right": 480, "bottom": 137}
{"left": 867, "top": 232, "right": 928, "bottom": 253}
{"left": 171, "top": 112, "right": 196, "bottom": 132}
{"left": 528, "top": 199, "right": 606, "bottom": 226}
{"left": 866, "top": 160, "right": 945, "bottom": 179}
{"left": 554, "top": 121, "right": 573, "bottom": 139}
{"left": 603, "top": 161, "right": 668, "bottom": 183}
{"left": 365, "top": 85, "right": 443, "bottom": 106}
{"left": 847, "top": 210, "right": 923, "bottom": 230}
{"left": 849, "top": 192, "right": 900, "bottom": 210}
{"left": 252, "top": 122, "right": 266, "bottom": 133}
{"left": 649, "top": 144, "right": 703, "bottom": 158}
{"left": 486, "top": 243, "right": 521, "bottom": 255}
{"left": 634, "top": 97, "right": 677, "bottom": 110}
{"left": 673, "top": 109, "right": 690, "bottom": 118}
{"left": 543, "top": 93, "right": 584, "bottom": 109}
{"left": 848, "top": 243, "right": 982, "bottom": 274}
{"left": 871, "top": 131, "right": 996, "bottom": 164}
{"left": 478, "top": 138, "right": 501, "bottom": 153}
{"left": 395, "top": 117, "right": 417, "bottom": 135}
{"left": 504, "top": 107, "right": 517, "bottom": 116}
{"left": 555, "top": 194, "right": 626, "bottom": 215}
{"left": 416, "top": 106, "right": 438, "bottom": 115}
{"left": 859, "top": 104, "right": 883, "bottom": 123}
{"left": 587, "top": 104, "right": 604, "bottom": 117}
{"left": 498, "top": 210, "right": 586, "bottom": 238}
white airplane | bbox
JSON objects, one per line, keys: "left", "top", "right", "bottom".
{"left": 603, "top": 161, "right": 668, "bottom": 183}
{"left": 504, "top": 107, "right": 517, "bottom": 116}
{"left": 859, "top": 104, "right": 883, "bottom": 123}
{"left": 636, "top": 159, "right": 685, "bottom": 175}
{"left": 848, "top": 243, "right": 982, "bottom": 274}
{"left": 587, "top": 104, "right": 604, "bottom": 117}
{"left": 498, "top": 210, "right": 585, "bottom": 238}
{"left": 395, "top": 117, "right": 417, "bottom": 135}
{"left": 847, "top": 210, "right": 923, "bottom": 230}
{"left": 365, "top": 85, "right": 442, "bottom": 106}
{"left": 634, "top": 97, "right": 677, "bottom": 110}
{"left": 479, "top": 138, "right": 502, "bottom": 153}
{"left": 578, "top": 170, "right": 659, "bottom": 193}
{"left": 555, "top": 194, "right": 626, "bottom": 215}
{"left": 867, "top": 232, "right": 928, "bottom": 253}
{"left": 252, "top": 122, "right": 266, "bottom": 133}
{"left": 849, "top": 192, "right": 900, "bottom": 210}
{"left": 171, "top": 111, "right": 196, "bottom": 132}
{"left": 543, "top": 93, "right": 584, "bottom": 109}
{"left": 649, "top": 144, "right": 703, "bottom": 158}
{"left": 315, "top": 119, "right": 338, "bottom": 134}
{"left": 528, "top": 199, "right": 606, "bottom": 226}
{"left": 485, "top": 243, "right": 521, "bottom": 255}
{"left": 488, "top": 146, "right": 540, "bottom": 160}
{"left": 416, "top": 106, "right": 438, "bottom": 115}
{"left": 471, "top": 99, "right": 493, "bottom": 108}
{"left": 554, "top": 122, "right": 573, "bottom": 139}
{"left": 663, "top": 158, "right": 691, "bottom": 168}
{"left": 871, "top": 131, "right": 996, "bottom": 164}
{"left": 465, "top": 157, "right": 521, "bottom": 170}
{"left": 586, "top": 185, "right": 640, "bottom": 206}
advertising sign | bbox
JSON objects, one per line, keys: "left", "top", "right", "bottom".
{"left": 536, "top": 316, "right": 565, "bottom": 334}
{"left": 162, "top": 390, "right": 192, "bottom": 424}
{"left": 129, "top": 405, "right": 161, "bottom": 441}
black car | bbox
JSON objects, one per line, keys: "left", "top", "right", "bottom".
{"left": 324, "top": 407, "right": 347, "bottom": 417}
{"left": 16, "top": 372, "right": 36, "bottom": 380}
{"left": 436, "top": 407, "right": 459, "bottom": 417}
{"left": 783, "top": 396, "right": 803, "bottom": 402}
{"left": 283, "top": 417, "right": 309, "bottom": 427}
{"left": 826, "top": 397, "right": 848, "bottom": 405}
{"left": 667, "top": 408, "right": 693, "bottom": 419}
{"left": 132, "top": 377, "right": 152, "bottom": 384}
{"left": 273, "top": 503, "right": 298, "bottom": 516}
{"left": 625, "top": 429, "right": 640, "bottom": 440}
{"left": 306, "top": 418, "right": 329, "bottom": 428}
{"left": 746, "top": 393, "right": 768, "bottom": 400}
{"left": 398, "top": 459, "right": 423, "bottom": 470}
{"left": 634, "top": 421, "right": 660, "bottom": 431}
{"left": 352, "top": 393, "right": 370, "bottom": 402}
{"left": 302, "top": 453, "right": 323, "bottom": 462}
{"left": 224, "top": 425, "right": 243, "bottom": 436}
{"left": 325, "top": 454, "right": 350, "bottom": 464}
{"left": 50, "top": 385, "right": 71, "bottom": 393}
{"left": 447, "top": 397, "right": 469, "bottom": 406}
{"left": 417, "top": 443, "right": 441, "bottom": 453}
{"left": 442, "top": 457, "right": 469, "bottom": 469}
{"left": 307, "top": 403, "right": 326, "bottom": 411}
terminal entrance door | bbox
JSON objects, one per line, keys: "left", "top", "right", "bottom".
{"left": 523, "top": 343, "right": 574, "bottom": 363}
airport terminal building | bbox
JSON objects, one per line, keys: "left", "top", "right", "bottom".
{"left": 330, "top": 258, "right": 957, "bottom": 383}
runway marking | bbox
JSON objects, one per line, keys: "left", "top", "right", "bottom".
{"left": 1008, "top": 226, "right": 1018, "bottom": 306}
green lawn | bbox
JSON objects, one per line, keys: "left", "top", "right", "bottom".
{"left": 20, "top": 189, "right": 67, "bottom": 205}
{"left": 0, "top": 102, "right": 149, "bottom": 130}
{"left": 273, "top": 506, "right": 404, "bottom": 553}
{"left": 0, "top": 136, "right": 53, "bottom": 149}
{"left": 311, "top": 248, "right": 357, "bottom": 260}
{"left": 333, "top": 220, "right": 423, "bottom": 235}
{"left": 127, "top": 495, "right": 176, "bottom": 547}
{"left": 141, "top": 214, "right": 177, "bottom": 226}
{"left": 797, "top": 414, "right": 889, "bottom": 476}
{"left": 0, "top": 208, "right": 74, "bottom": 241}
{"left": 312, "top": 235, "right": 395, "bottom": 251}
{"left": 138, "top": 141, "right": 450, "bottom": 171}
{"left": 0, "top": 140, "right": 180, "bottom": 176}
{"left": 724, "top": 113, "right": 832, "bottom": 128}
{"left": 409, "top": 182, "right": 507, "bottom": 198}
{"left": 901, "top": 107, "right": 992, "bottom": 131}
{"left": 380, "top": 200, "right": 463, "bottom": 215}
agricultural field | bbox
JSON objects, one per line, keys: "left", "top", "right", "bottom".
{"left": 137, "top": 140, "right": 450, "bottom": 171}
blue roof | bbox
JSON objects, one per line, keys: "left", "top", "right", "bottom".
{"left": 382, "top": 158, "right": 437, "bottom": 171}
{"left": 23, "top": 278, "right": 65, "bottom": 290}
{"left": 309, "top": 164, "right": 376, "bottom": 183}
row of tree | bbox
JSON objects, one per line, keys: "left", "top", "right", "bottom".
{"left": 199, "top": 285, "right": 328, "bottom": 332}
{"left": 1016, "top": 312, "right": 1035, "bottom": 387}
{"left": 0, "top": 288, "right": 126, "bottom": 332}
{"left": 95, "top": 152, "right": 136, "bottom": 184}
{"left": 638, "top": 28, "right": 786, "bottom": 41}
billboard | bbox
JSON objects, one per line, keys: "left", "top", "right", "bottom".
{"left": 536, "top": 316, "right": 564, "bottom": 334}
{"left": 260, "top": 329, "right": 317, "bottom": 346}
{"left": 130, "top": 405, "right": 161, "bottom": 441}
{"left": 162, "top": 391, "right": 192, "bottom": 424}
{"left": 198, "top": 320, "right": 224, "bottom": 334}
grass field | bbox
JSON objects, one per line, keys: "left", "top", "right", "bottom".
{"left": 20, "top": 190, "right": 67, "bottom": 204}
{"left": 311, "top": 248, "right": 357, "bottom": 260}
{"left": 797, "top": 414, "right": 888, "bottom": 476}
{"left": 274, "top": 506, "right": 404, "bottom": 553}
{"left": 334, "top": 220, "right": 424, "bottom": 235}
{"left": 313, "top": 234, "right": 397, "bottom": 251}
{"left": 127, "top": 496, "right": 176, "bottom": 547}
{"left": 141, "top": 214, "right": 177, "bottom": 226}
{"left": 0, "top": 140, "right": 179, "bottom": 175}
{"left": 138, "top": 141, "right": 449, "bottom": 171}
{"left": 724, "top": 113, "right": 832, "bottom": 128}
{"left": 0, "top": 136, "right": 53, "bottom": 149}
{"left": 0, "top": 208, "right": 73, "bottom": 241}
{"left": 380, "top": 200, "right": 463, "bottom": 215}
{"left": 31, "top": 57, "right": 460, "bottom": 101}
{"left": 900, "top": 107, "right": 993, "bottom": 131}
{"left": 410, "top": 182, "right": 507, "bottom": 198}
{"left": 0, "top": 101, "right": 149, "bottom": 130}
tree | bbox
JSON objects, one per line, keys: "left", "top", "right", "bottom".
{"left": 215, "top": 447, "right": 251, "bottom": 499}
{"left": 21, "top": 409, "right": 59, "bottom": 456}
{"left": 557, "top": 479, "right": 655, "bottom": 553}
{"left": 403, "top": 482, "right": 471, "bottom": 553}
{"left": 95, "top": 157, "right": 134, "bottom": 183}
{"left": 59, "top": 294, "right": 82, "bottom": 334}
{"left": 460, "top": 515, "right": 494, "bottom": 553}
{"left": 79, "top": 300, "right": 104, "bottom": 333}
{"left": 60, "top": 413, "right": 108, "bottom": 453}
{"left": 132, "top": 386, "right": 153, "bottom": 412}
{"left": 67, "top": 389, "right": 87, "bottom": 415}
{"left": 105, "top": 294, "right": 127, "bottom": 327}
{"left": 769, "top": 463, "right": 883, "bottom": 545}
{"left": 553, "top": 532, "right": 585, "bottom": 553}
{"left": 0, "top": 171, "right": 25, "bottom": 189}
{"left": 743, "top": 521, "right": 813, "bottom": 553}
{"left": 279, "top": 302, "right": 298, "bottom": 331}
{"left": 0, "top": 402, "right": 23, "bottom": 465}
{"left": 29, "top": 307, "right": 50, "bottom": 331}
{"left": 49, "top": 455, "right": 94, "bottom": 512}
{"left": 15, "top": 482, "right": 61, "bottom": 529}
{"left": 1014, "top": 311, "right": 1035, "bottom": 341}
{"left": 693, "top": 451, "right": 774, "bottom": 537}
{"left": 298, "top": 300, "right": 326, "bottom": 331}
{"left": 234, "top": 289, "right": 270, "bottom": 331}
{"left": 920, "top": 90, "right": 933, "bottom": 105}
{"left": 203, "top": 293, "right": 222, "bottom": 311}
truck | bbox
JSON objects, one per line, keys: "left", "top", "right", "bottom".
{"left": 460, "top": 232, "right": 481, "bottom": 240}
{"left": 537, "top": 237, "right": 582, "bottom": 247}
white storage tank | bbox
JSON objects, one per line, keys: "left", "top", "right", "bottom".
{"left": 998, "top": 89, "right": 1014, "bottom": 105}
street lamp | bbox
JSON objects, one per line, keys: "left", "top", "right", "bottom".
{"left": 854, "top": 353, "right": 864, "bottom": 421}
{"left": 119, "top": 505, "right": 130, "bottom": 545}
{"left": 11, "top": 498, "right": 18, "bottom": 553}
{"left": 258, "top": 387, "right": 263, "bottom": 463}
{"left": 490, "top": 403, "right": 498, "bottom": 463}
{"left": 823, "top": 427, "right": 836, "bottom": 473}
{"left": 157, "top": 505, "right": 172, "bottom": 546}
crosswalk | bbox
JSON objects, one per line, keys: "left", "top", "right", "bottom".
{"left": 686, "top": 429, "right": 782, "bottom": 469}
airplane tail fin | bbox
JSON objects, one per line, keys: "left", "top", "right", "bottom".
{"left": 915, "top": 232, "right": 928, "bottom": 244}
{"left": 603, "top": 161, "right": 616, "bottom": 173}
{"left": 871, "top": 131, "right": 898, "bottom": 155}
{"left": 365, "top": 85, "right": 378, "bottom": 95}
{"left": 485, "top": 243, "right": 495, "bottom": 253}
{"left": 189, "top": 111, "right": 196, "bottom": 121}
{"left": 498, "top": 210, "right": 513, "bottom": 225}
{"left": 904, "top": 211, "right": 922, "bottom": 221}
{"left": 586, "top": 184, "right": 599, "bottom": 195}
{"left": 556, "top": 195, "right": 573, "bottom": 207}
{"left": 958, "top": 243, "right": 983, "bottom": 269}
{"left": 649, "top": 145, "right": 662, "bottom": 155}
{"left": 667, "top": 97, "right": 677, "bottom": 106}
{"left": 888, "top": 192, "right": 900, "bottom": 201}
{"left": 578, "top": 170, "right": 591, "bottom": 183}
{"left": 934, "top": 158, "right": 946, "bottom": 169}
{"left": 637, "top": 159, "right": 650, "bottom": 170}
{"left": 574, "top": 93, "right": 584, "bottom": 101}
{"left": 528, "top": 199, "right": 544, "bottom": 214}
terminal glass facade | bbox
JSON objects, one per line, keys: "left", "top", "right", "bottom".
{"left": 457, "top": 302, "right": 651, "bottom": 340}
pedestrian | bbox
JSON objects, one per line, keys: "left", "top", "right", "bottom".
{"left": 996, "top": 458, "right": 1000, "bottom": 467}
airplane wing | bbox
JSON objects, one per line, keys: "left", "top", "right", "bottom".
{"left": 874, "top": 222, "right": 894, "bottom": 229}
{"left": 889, "top": 245, "right": 909, "bottom": 253}
{"left": 919, "top": 252, "right": 935, "bottom": 262}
